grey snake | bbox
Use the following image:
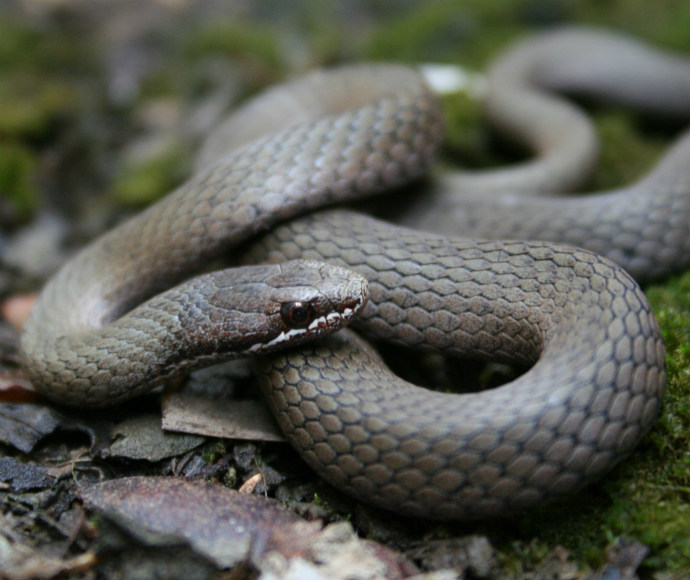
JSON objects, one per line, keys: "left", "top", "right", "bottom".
{"left": 21, "top": 27, "right": 690, "bottom": 519}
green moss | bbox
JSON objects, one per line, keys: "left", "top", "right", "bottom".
{"left": 0, "top": 15, "right": 96, "bottom": 75}
{"left": 609, "top": 494, "right": 690, "bottom": 571}
{"left": 201, "top": 441, "right": 227, "bottom": 464}
{"left": 0, "top": 76, "right": 76, "bottom": 139}
{"left": 295, "top": 1, "right": 350, "bottom": 66}
{"left": 439, "top": 91, "right": 488, "bottom": 167}
{"left": 184, "top": 20, "right": 285, "bottom": 74}
{"left": 363, "top": 1, "right": 471, "bottom": 62}
{"left": 589, "top": 111, "right": 669, "bottom": 190}
{"left": 109, "top": 144, "right": 189, "bottom": 207}
{"left": 571, "top": 0, "right": 690, "bottom": 50}
{"left": 0, "top": 17, "right": 41, "bottom": 66}
{"left": 0, "top": 143, "right": 37, "bottom": 218}
{"left": 642, "top": 275, "right": 690, "bottom": 572}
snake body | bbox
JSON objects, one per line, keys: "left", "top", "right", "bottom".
{"left": 430, "top": 27, "right": 690, "bottom": 197}
{"left": 21, "top": 65, "right": 443, "bottom": 406}
{"left": 250, "top": 211, "right": 664, "bottom": 519}
{"left": 20, "top": 27, "right": 690, "bottom": 517}
{"left": 403, "top": 27, "right": 690, "bottom": 283}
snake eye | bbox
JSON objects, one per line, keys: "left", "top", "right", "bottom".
{"left": 280, "top": 301, "right": 314, "bottom": 328}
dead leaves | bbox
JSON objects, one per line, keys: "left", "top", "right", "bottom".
{"left": 80, "top": 476, "right": 423, "bottom": 580}
{"left": 81, "top": 476, "right": 321, "bottom": 569}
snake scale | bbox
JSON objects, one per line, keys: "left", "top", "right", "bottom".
{"left": 21, "top": 27, "right": 690, "bottom": 519}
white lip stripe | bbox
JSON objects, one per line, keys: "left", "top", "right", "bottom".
{"left": 248, "top": 313, "right": 337, "bottom": 353}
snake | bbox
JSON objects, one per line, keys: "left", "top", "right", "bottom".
{"left": 20, "top": 27, "right": 690, "bottom": 519}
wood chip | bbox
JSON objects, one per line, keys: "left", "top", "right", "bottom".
{"left": 161, "top": 393, "right": 285, "bottom": 442}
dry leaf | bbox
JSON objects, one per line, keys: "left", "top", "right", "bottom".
{"left": 81, "top": 476, "right": 321, "bottom": 568}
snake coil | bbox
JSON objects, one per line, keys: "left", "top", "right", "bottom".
{"left": 21, "top": 27, "right": 690, "bottom": 518}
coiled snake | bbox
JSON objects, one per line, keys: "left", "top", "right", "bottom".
{"left": 21, "top": 27, "right": 690, "bottom": 519}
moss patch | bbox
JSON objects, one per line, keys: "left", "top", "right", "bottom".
{"left": 109, "top": 143, "right": 189, "bottom": 207}
{"left": 183, "top": 19, "right": 286, "bottom": 82}
{"left": 0, "top": 143, "right": 37, "bottom": 219}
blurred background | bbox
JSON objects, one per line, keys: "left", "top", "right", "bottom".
{"left": 0, "top": 0, "right": 687, "bottom": 240}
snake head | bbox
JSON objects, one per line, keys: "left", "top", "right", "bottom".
{"left": 186, "top": 259, "right": 369, "bottom": 357}
{"left": 247, "top": 259, "right": 370, "bottom": 353}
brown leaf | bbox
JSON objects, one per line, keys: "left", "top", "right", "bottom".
{"left": 80, "top": 476, "right": 321, "bottom": 569}
{"left": 0, "top": 377, "right": 43, "bottom": 403}
{"left": 108, "top": 414, "right": 205, "bottom": 461}
{"left": 0, "top": 535, "right": 95, "bottom": 580}
{"left": 0, "top": 401, "right": 107, "bottom": 454}
{"left": 0, "top": 403, "right": 64, "bottom": 453}
{"left": 162, "top": 393, "right": 285, "bottom": 442}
